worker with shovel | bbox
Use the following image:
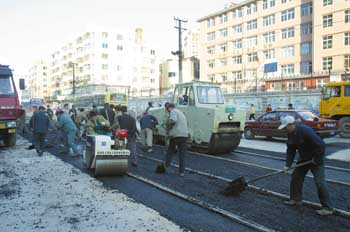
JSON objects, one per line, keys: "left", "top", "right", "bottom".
{"left": 279, "top": 116, "right": 334, "bottom": 216}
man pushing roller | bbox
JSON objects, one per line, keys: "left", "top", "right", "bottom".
{"left": 279, "top": 116, "right": 334, "bottom": 216}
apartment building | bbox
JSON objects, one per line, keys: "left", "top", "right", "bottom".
{"left": 183, "top": 27, "right": 201, "bottom": 58}
{"left": 43, "top": 27, "right": 159, "bottom": 101}
{"left": 27, "top": 60, "right": 50, "bottom": 98}
{"left": 198, "top": 0, "right": 350, "bottom": 93}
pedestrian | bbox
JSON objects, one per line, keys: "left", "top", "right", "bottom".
{"left": 288, "top": 103, "right": 294, "bottom": 110}
{"left": 87, "top": 111, "right": 111, "bottom": 136}
{"left": 265, "top": 104, "right": 272, "bottom": 112}
{"left": 30, "top": 106, "right": 50, "bottom": 156}
{"left": 279, "top": 116, "right": 334, "bottom": 216}
{"left": 63, "top": 103, "right": 70, "bottom": 114}
{"left": 102, "top": 103, "right": 115, "bottom": 126}
{"left": 76, "top": 108, "right": 88, "bottom": 139}
{"left": 145, "top": 101, "right": 153, "bottom": 113}
{"left": 56, "top": 108, "right": 80, "bottom": 157}
{"left": 249, "top": 104, "right": 256, "bottom": 120}
{"left": 117, "top": 106, "right": 138, "bottom": 166}
{"left": 140, "top": 112, "right": 158, "bottom": 152}
{"left": 69, "top": 105, "right": 77, "bottom": 123}
{"left": 26, "top": 106, "right": 38, "bottom": 150}
{"left": 17, "top": 105, "right": 27, "bottom": 135}
{"left": 164, "top": 103, "right": 188, "bottom": 177}
{"left": 46, "top": 105, "right": 54, "bottom": 120}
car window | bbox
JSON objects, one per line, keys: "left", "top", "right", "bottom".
{"left": 345, "top": 85, "right": 350, "bottom": 97}
{"left": 278, "top": 111, "right": 296, "bottom": 120}
{"left": 260, "top": 112, "right": 277, "bottom": 121}
{"left": 297, "top": 111, "right": 319, "bottom": 121}
{"left": 188, "top": 87, "right": 195, "bottom": 106}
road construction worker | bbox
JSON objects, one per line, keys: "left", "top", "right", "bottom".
{"left": 76, "top": 108, "right": 88, "bottom": 139}
{"left": 30, "top": 106, "right": 50, "bottom": 156}
{"left": 56, "top": 108, "right": 80, "bottom": 157}
{"left": 140, "top": 112, "right": 158, "bottom": 152}
{"left": 164, "top": 103, "right": 188, "bottom": 177}
{"left": 279, "top": 115, "right": 333, "bottom": 216}
{"left": 86, "top": 111, "right": 111, "bottom": 136}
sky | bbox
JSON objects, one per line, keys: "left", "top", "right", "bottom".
{"left": 0, "top": 0, "right": 236, "bottom": 76}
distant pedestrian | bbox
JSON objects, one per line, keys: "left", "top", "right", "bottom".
{"left": 117, "top": 106, "right": 138, "bottom": 166}
{"left": 265, "top": 104, "right": 272, "bottom": 112}
{"left": 30, "top": 106, "right": 50, "bottom": 156}
{"left": 56, "top": 109, "right": 80, "bottom": 157}
{"left": 279, "top": 116, "right": 334, "bottom": 216}
{"left": 249, "top": 104, "right": 256, "bottom": 120}
{"left": 140, "top": 112, "right": 158, "bottom": 152}
{"left": 288, "top": 103, "right": 294, "bottom": 110}
{"left": 164, "top": 103, "right": 188, "bottom": 176}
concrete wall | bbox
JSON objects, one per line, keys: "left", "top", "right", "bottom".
{"left": 128, "top": 89, "right": 322, "bottom": 118}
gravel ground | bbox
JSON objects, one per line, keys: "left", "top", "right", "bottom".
{"left": 147, "top": 146, "right": 350, "bottom": 212}
{"left": 129, "top": 158, "right": 350, "bottom": 232}
{"left": 0, "top": 137, "right": 182, "bottom": 232}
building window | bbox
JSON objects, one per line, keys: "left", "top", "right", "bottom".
{"left": 346, "top": 10, "right": 350, "bottom": 23}
{"left": 102, "top": 64, "right": 108, "bottom": 70}
{"left": 301, "top": 61, "right": 312, "bottom": 74}
{"left": 253, "top": 4, "right": 257, "bottom": 13}
{"left": 232, "top": 56, "right": 242, "bottom": 64}
{"left": 233, "top": 39, "right": 242, "bottom": 49}
{"left": 248, "top": 53, "right": 258, "bottom": 62}
{"left": 208, "top": 60, "right": 215, "bottom": 69}
{"left": 282, "top": 64, "right": 295, "bottom": 75}
{"left": 280, "top": 45, "right": 295, "bottom": 57}
{"left": 263, "top": 0, "right": 268, "bottom": 9}
{"left": 301, "top": 23, "right": 312, "bottom": 35}
{"left": 220, "top": 58, "right": 227, "bottom": 66}
{"left": 220, "top": 28, "right": 228, "bottom": 37}
{"left": 263, "top": 32, "right": 275, "bottom": 44}
{"left": 281, "top": 8, "right": 295, "bottom": 22}
{"left": 270, "top": 0, "right": 275, "bottom": 8}
{"left": 281, "top": 0, "right": 287, "bottom": 3}
{"left": 246, "top": 69, "right": 257, "bottom": 79}
{"left": 281, "top": 27, "right": 295, "bottom": 39}
{"left": 345, "top": 55, "right": 350, "bottom": 69}
{"left": 117, "top": 45, "right": 123, "bottom": 51}
{"left": 232, "top": 8, "right": 242, "bottom": 18}
{"left": 221, "top": 73, "right": 228, "bottom": 82}
{"left": 263, "top": 49, "right": 275, "bottom": 59}
{"left": 246, "top": 36, "right": 258, "bottom": 47}
{"left": 301, "top": 42, "right": 312, "bottom": 55}
{"left": 345, "top": 32, "right": 350, "bottom": 46}
{"left": 220, "top": 43, "right": 228, "bottom": 52}
{"left": 207, "top": 46, "right": 215, "bottom": 55}
{"left": 102, "top": 43, "right": 108, "bottom": 48}
{"left": 102, "top": 32, "right": 108, "bottom": 38}
{"left": 323, "top": 0, "right": 333, "bottom": 6}
{"left": 322, "top": 57, "right": 333, "bottom": 70}
{"left": 247, "top": 5, "right": 252, "bottom": 15}
{"left": 233, "top": 24, "right": 242, "bottom": 33}
{"left": 247, "top": 19, "right": 257, "bottom": 31}
{"left": 232, "top": 71, "right": 242, "bottom": 80}
{"left": 323, "top": 14, "right": 333, "bottom": 28}
{"left": 323, "top": 35, "right": 333, "bottom": 49}
{"left": 263, "top": 14, "right": 275, "bottom": 27}
{"left": 301, "top": 3, "right": 312, "bottom": 17}
{"left": 101, "top": 53, "right": 108, "bottom": 59}
{"left": 263, "top": 0, "right": 274, "bottom": 9}
{"left": 117, "top": 34, "right": 123, "bottom": 40}
{"left": 207, "top": 18, "right": 215, "bottom": 27}
{"left": 207, "top": 32, "right": 216, "bottom": 41}
{"left": 220, "top": 14, "right": 228, "bottom": 23}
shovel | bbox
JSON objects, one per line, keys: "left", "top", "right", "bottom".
{"left": 223, "top": 160, "right": 313, "bottom": 196}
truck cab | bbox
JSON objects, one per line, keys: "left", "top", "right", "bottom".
{"left": 0, "top": 65, "right": 23, "bottom": 146}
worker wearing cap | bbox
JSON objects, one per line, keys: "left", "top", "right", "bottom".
{"left": 279, "top": 116, "right": 333, "bottom": 216}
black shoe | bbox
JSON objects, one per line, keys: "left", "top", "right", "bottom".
{"left": 26, "top": 145, "right": 35, "bottom": 150}
{"left": 155, "top": 164, "right": 166, "bottom": 173}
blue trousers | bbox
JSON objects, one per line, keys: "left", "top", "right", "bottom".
{"left": 67, "top": 130, "right": 78, "bottom": 154}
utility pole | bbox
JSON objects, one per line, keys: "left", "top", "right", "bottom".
{"left": 69, "top": 62, "right": 77, "bottom": 95}
{"left": 173, "top": 17, "right": 187, "bottom": 83}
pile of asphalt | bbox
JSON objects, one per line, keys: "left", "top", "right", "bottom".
{"left": 146, "top": 146, "right": 350, "bottom": 212}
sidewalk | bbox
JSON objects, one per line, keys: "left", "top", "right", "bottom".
{"left": 0, "top": 137, "right": 182, "bottom": 232}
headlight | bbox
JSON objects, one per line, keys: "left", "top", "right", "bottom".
{"left": 7, "top": 121, "right": 16, "bottom": 128}
{"left": 228, "top": 113, "right": 234, "bottom": 121}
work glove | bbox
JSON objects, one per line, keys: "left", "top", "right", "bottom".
{"left": 283, "top": 166, "right": 292, "bottom": 174}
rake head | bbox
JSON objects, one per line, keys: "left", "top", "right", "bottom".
{"left": 222, "top": 177, "right": 247, "bottom": 196}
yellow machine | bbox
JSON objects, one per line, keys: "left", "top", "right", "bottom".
{"left": 105, "top": 93, "right": 128, "bottom": 107}
{"left": 320, "top": 81, "right": 350, "bottom": 138}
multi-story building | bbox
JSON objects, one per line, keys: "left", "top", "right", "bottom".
{"left": 198, "top": 0, "right": 350, "bottom": 93}
{"left": 27, "top": 60, "right": 49, "bottom": 98}
{"left": 183, "top": 27, "right": 201, "bottom": 59}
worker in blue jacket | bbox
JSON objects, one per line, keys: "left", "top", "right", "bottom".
{"left": 279, "top": 116, "right": 333, "bottom": 216}
{"left": 30, "top": 106, "right": 50, "bottom": 156}
{"left": 56, "top": 108, "right": 79, "bottom": 157}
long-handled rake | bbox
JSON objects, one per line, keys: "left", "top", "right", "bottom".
{"left": 223, "top": 160, "right": 313, "bottom": 196}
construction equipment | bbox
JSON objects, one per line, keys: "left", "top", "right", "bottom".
{"left": 320, "top": 81, "right": 350, "bottom": 138}
{"left": 149, "top": 81, "right": 246, "bottom": 155}
{"left": 84, "top": 132, "right": 130, "bottom": 176}
{"left": 223, "top": 161, "right": 313, "bottom": 196}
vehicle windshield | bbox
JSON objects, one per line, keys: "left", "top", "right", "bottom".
{"left": 0, "top": 76, "right": 15, "bottom": 95}
{"left": 197, "top": 86, "right": 224, "bottom": 104}
{"left": 298, "top": 111, "right": 319, "bottom": 121}
{"left": 110, "top": 94, "right": 126, "bottom": 102}
{"left": 322, "top": 86, "right": 341, "bottom": 100}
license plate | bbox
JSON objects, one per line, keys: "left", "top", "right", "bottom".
{"left": 325, "top": 123, "right": 336, "bottom": 128}
{"left": 0, "top": 124, "right": 5, "bottom": 129}
{"left": 8, "top": 128, "right": 16, "bottom": 133}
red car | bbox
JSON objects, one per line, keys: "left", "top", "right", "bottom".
{"left": 244, "top": 110, "right": 339, "bottom": 139}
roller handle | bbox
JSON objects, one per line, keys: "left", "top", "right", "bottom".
{"left": 246, "top": 160, "right": 313, "bottom": 184}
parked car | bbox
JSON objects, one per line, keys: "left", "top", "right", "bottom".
{"left": 244, "top": 110, "right": 339, "bottom": 140}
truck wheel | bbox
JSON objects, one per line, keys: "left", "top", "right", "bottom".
{"left": 231, "top": 133, "right": 241, "bottom": 151}
{"left": 4, "top": 133, "right": 16, "bottom": 147}
{"left": 244, "top": 127, "right": 255, "bottom": 140}
{"left": 339, "top": 117, "right": 350, "bottom": 138}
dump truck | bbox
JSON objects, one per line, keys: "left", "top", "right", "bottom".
{"left": 149, "top": 81, "right": 246, "bottom": 155}
{"left": 320, "top": 81, "right": 350, "bottom": 138}
{"left": 0, "top": 65, "right": 25, "bottom": 146}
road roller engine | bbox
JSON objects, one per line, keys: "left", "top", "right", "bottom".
{"left": 84, "top": 129, "right": 130, "bottom": 176}
{"left": 149, "top": 81, "right": 246, "bottom": 155}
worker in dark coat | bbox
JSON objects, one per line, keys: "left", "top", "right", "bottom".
{"left": 30, "top": 106, "right": 50, "bottom": 156}
{"left": 102, "top": 103, "right": 115, "bottom": 126}
{"left": 279, "top": 116, "right": 333, "bottom": 216}
{"left": 140, "top": 112, "right": 158, "bottom": 152}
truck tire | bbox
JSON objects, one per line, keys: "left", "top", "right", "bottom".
{"left": 4, "top": 133, "right": 16, "bottom": 147}
{"left": 244, "top": 127, "right": 255, "bottom": 140}
{"left": 339, "top": 117, "right": 350, "bottom": 138}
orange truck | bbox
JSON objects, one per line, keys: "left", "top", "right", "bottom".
{"left": 0, "top": 65, "right": 25, "bottom": 146}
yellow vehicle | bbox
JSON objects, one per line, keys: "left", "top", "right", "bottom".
{"left": 320, "top": 81, "right": 350, "bottom": 138}
{"left": 74, "top": 93, "right": 128, "bottom": 108}
{"left": 105, "top": 93, "right": 128, "bottom": 107}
